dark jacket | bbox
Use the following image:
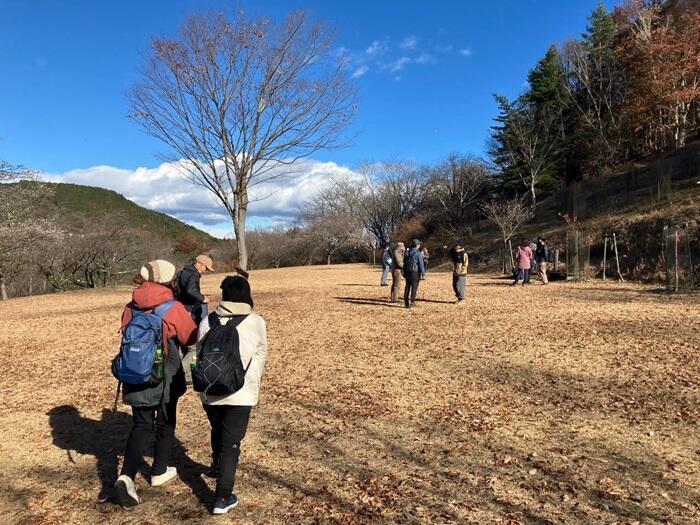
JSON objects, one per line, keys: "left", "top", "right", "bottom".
{"left": 403, "top": 247, "right": 426, "bottom": 276}
{"left": 120, "top": 282, "right": 197, "bottom": 407}
{"left": 535, "top": 242, "right": 550, "bottom": 263}
{"left": 177, "top": 264, "right": 204, "bottom": 311}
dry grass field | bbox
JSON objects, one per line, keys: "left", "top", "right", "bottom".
{"left": 1, "top": 264, "right": 699, "bottom": 525}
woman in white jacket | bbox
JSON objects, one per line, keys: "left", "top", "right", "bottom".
{"left": 197, "top": 275, "right": 268, "bottom": 515}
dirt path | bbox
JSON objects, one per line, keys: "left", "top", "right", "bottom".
{"left": 1, "top": 265, "right": 699, "bottom": 524}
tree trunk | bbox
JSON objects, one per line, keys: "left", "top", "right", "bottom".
{"left": 327, "top": 253, "right": 331, "bottom": 265}
{"left": 0, "top": 277, "right": 7, "bottom": 300}
{"left": 234, "top": 205, "right": 249, "bottom": 271}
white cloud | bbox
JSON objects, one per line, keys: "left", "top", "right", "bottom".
{"left": 399, "top": 36, "right": 417, "bottom": 50}
{"left": 382, "top": 52, "right": 436, "bottom": 73}
{"left": 459, "top": 48, "right": 472, "bottom": 57}
{"left": 351, "top": 65, "right": 369, "bottom": 78}
{"left": 385, "top": 56, "right": 411, "bottom": 73}
{"left": 366, "top": 40, "right": 387, "bottom": 55}
{"left": 42, "top": 159, "right": 358, "bottom": 237}
{"left": 414, "top": 52, "right": 436, "bottom": 65}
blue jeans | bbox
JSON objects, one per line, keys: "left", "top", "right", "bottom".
{"left": 514, "top": 268, "right": 531, "bottom": 284}
{"left": 380, "top": 264, "right": 391, "bottom": 285}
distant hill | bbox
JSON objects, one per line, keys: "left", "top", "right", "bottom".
{"left": 42, "top": 182, "right": 217, "bottom": 242}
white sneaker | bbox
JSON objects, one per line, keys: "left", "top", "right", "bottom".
{"left": 151, "top": 466, "right": 178, "bottom": 487}
{"left": 115, "top": 475, "right": 139, "bottom": 507}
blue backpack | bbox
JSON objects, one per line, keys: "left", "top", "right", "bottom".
{"left": 113, "top": 301, "right": 176, "bottom": 385}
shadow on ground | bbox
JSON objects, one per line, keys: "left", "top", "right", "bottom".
{"left": 47, "top": 405, "right": 212, "bottom": 510}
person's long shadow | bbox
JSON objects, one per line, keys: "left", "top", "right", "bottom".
{"left": 47, "top": 404, "right": 212, "bottom": 508}
{"left": 335, "top": 296, "right": 400, "bottom": 308}
{"left": 414, "top": 298, "right": 455, "bottom": 304}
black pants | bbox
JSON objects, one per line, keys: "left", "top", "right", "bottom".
{"left": 204, "top": 405, "right": 252, "bottom": 498}
{"left": 404, "top": 271, "right": 420, "bottom": 307}
{"left": 121, "top": 399, "right": 178, "bottom": 479}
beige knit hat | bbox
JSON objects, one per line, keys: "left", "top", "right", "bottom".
{"left": 140, "top": 259, "right": 176, "bottom": 284}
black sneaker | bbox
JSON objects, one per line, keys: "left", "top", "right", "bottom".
{"left": 212, "top": 494, "right": 239, "bottom": 515}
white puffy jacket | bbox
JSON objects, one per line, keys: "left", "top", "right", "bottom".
{"left": 197, "top": 301, "right": 268, "bottom": 406}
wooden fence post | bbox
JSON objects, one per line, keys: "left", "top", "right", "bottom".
{"left": 603, "top": 236, "right": 608, "bottom": 281}
{"left": 613, "top": 233, "right": 624, "bottom": 282}
{"left": 674, "top": 228, "right": 679, "bottom": 292}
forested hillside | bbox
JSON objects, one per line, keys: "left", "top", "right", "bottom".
{"left": 0, "top": 180, "right": 228, "bottom": 300}
{"left": 48, "top": 182, "right": 215, "bottom": 242}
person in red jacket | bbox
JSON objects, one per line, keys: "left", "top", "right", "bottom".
{"left": 115, "top": 259, "right": 197, "bottom": 508}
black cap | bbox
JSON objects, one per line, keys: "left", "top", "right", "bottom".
{"left": 220, "top": 275, "right": 253, "bottom": 308}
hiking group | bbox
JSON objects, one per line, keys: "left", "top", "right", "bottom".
{"left": 512, "top": 237, "right": 552, "bottom": 286}
{"left": 384, "top": 236, "right": 551, "bottom": 304}
{"left": 385, "top": 239, "right": 465, "bottom": 307}
{"left": 112, "top": 255, "right": 268, "bottom": 516}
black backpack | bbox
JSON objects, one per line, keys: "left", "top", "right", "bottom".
{"left": 403, "top": 250, "right": 419, "bottom": 275}
{"left": 193, "top": 313, "right": 250, "bottom": 398}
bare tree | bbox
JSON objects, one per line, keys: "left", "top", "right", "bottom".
{"left": 0, "top": 166, "right": 58, "bottom": 300}
{"left": 561, "top": 38, "right": 623, "bottom": 165}
{"left": 300, "top": 189, "right": 365, "bottom": 264}
{"left": 325, "top": 162, "right": 429, "bottom": 248}
{"left": 491, "top": 95, "right": 562, "bottom": 207}
{"left": 429, "top": 154, "right": 493, "bottom": 233}
{"left": 129, "top": 10, "right": 356, "bottom": 270}
{"left": 481, "top": 197, "right": 534, "bottom": 273}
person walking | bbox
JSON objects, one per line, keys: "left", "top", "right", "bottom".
{"left": 380, "top": 247, "right": 392, "bottom": 287}
{"left": 534, "top": 237, "right": 550, "bottom": 285}
{"left": 114, "top": 260, "right": 198, "bottom": 508}
{"left": 196, "top": 276, "right": 268, "bottom": 515}
{"left": 177, "top": 254, "right": 214, "bottom": 382}
{"left": 403, "top": 239, "right": 425, "bottom": 308}
{"left": 444, "top": 242, "right": 468, "bottom": 304}
{"left": 513, "top": 239, "right": 534, "bottom": 286}
{"left": 177, "top": 254, "right": 214, "bottom": 324}
{"left": 390, "top": 242, "right": 405, "bottom": 303}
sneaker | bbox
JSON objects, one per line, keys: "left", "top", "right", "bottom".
{"left": 212, "top": 494, "right": 239, "bottom": 515}
{"left": 115, "top": 475, "right": 139, "bottom": 507}
{"left": 151, "top": 466, "right": 178, "bottom": 487}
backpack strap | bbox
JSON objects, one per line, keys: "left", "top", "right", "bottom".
{"left": 225, "top": 315, "right": 253, "bottom": 371}
{"left": 215, "top": 314, "right": 252, "bottom": 370}
{"left": 153, "top": 300, "right": 177, "bottom": 358}
{"left": 154, "top": 300, "right": 177, "bottom": 318}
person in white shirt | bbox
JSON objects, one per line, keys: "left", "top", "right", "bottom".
{"left": 196, "top": 275, "right": 268, "bottom": 515}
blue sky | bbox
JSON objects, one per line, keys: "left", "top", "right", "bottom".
{"left": 0, "top": 0, "right": 615, "bottom": 235}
